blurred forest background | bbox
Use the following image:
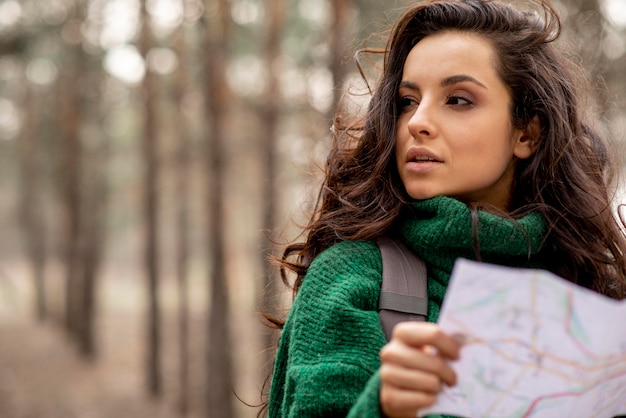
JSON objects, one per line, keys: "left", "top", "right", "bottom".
{"left": 0, "top": 0, "right": 624, "bottom": 417}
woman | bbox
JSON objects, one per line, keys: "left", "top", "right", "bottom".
{"left": 266, "top": 0, "right": 626, "bottom": 417}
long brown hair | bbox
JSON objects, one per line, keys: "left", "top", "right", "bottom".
{"left": 278, "top": 0, "right": 626, "bottom": 302}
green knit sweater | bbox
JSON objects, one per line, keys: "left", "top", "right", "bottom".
{"left": 268, "top": 196, "right": 548, "bottom": 418}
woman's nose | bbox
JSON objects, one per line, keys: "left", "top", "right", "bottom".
{"left": 407, "top": 101, "right": 436, "bottom": 138}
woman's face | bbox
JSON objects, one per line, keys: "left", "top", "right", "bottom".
{"left": 395, "top": 31, "right": 534, "bottom": 211}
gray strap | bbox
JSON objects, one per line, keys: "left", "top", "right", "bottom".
{"left": 378, "top": 291, "right": 427, "bottom": 315}
{"left": 376, "top": 237, "right": 428, "bottom": 340}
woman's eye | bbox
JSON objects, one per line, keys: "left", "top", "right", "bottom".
{"left": 446, "top": 95, "right": 472, "bottom": 106}
{"left": 398, "top": 97, "right": 417, "bottom": 109}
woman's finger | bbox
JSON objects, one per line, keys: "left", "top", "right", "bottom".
{"left": 392, "top": 322, "right": 462, "bottom": 360}
{"left": 381, "top": 343, "right": 458, "bottom": 387}
{"left": 380, "top": 384, "right": 437, "bottom": 418}
{"left": 379, "top": 362, "right": 442, "bottom": 393}
{"left": 380, "top": 324, "right": 460, "bottom": 387}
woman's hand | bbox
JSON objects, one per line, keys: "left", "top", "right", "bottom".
{"left": 379, "top": 322, "right": 462, "bottom": 418}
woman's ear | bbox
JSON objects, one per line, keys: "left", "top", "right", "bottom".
{"left": 514, "top": 115, "right": 541, "bottom": 159}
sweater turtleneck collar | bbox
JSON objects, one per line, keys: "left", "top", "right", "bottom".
{"left": 396, "top": 196, "right": 548, "bottom": 322}
{"left": 398, "top": 196, "right": 546, "bottom": 269}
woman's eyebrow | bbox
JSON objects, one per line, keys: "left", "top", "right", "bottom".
{"left": 399, "top": 75, "right": 487, "bottom": 91}
{"left": 440, "top": 74, "right": 487, "bottom": 89}
{"left": 399, "top": 80, "right": 419, "bottom": 90}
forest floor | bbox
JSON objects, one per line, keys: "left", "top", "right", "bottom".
{"left": 0, "top": 261, "right": 265, "bottom": 418}
{"left": 0, "top": 316, "right": 177, "bottom": 418}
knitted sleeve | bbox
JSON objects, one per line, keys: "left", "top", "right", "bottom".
{"left": 268, "top": 240, "right": 387, "bottom": 418}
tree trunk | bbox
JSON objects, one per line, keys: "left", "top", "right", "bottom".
{"left": 58, "top": 25, "right": 84, "bottom": 341}
{"left": 572, "top": 0, "right": 610, "bottom": 113}
{"left": 57, "top": 1, "right": 106, "bottom": 360}
{"left": 328, "top": 0, "right": 353, "bottom": 121}
{"left": 258, "top": 0, "right": 286, "bottom": 375}
{"left": 172, "top": 7, "right": 192, "bottom": 415}
{"left": 77, "top": 93, "right": 108, "bottom": 359}
{"left": 203, "top": 0, "right": 234, "bottom": 416}
{"left": 140, "top": 0, "right": 162, "bottom": 397}
{"left": 18, "top": 79, "right": 47, "bottom": 322}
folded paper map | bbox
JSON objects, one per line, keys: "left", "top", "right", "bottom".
{"left": 419, "top": 259, "right": 626, "bottom": 418}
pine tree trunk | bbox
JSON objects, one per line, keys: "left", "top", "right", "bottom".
{"left": 173, "top": 7, "right": 192, "bottom": 415}
{"left": 18, "top": 79, "right": 47, "bottom": 322}
{"left": 259, "top": 0, "right": 286, "bottom": 376}
{"left": 203, "top": 0, "right": 234, "bottom": 416}
{"left": 328, "top": 0, "right": 353, "bottom": 120}
{"left": 58, "top": 34, "right": 83, "bottom": 342}
{"left": 140, "top": 0, "right": 162, "bottom": 397}
{"left": 77, "top": 102, "right": 108, "bottom": 359}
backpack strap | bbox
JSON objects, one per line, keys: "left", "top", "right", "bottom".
{"left": 376, "top": 237, "right": 428, "bottom": 341}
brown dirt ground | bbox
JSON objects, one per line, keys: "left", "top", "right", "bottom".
{"left": 0, "top": 312, "right": 180, "bottom": 417}
{"left": 0, "top": 263, "right": 266, "bottom": 418}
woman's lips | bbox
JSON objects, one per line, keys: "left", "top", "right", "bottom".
{"left": 405, "top": 148, "right": 443, "bottom": 173}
